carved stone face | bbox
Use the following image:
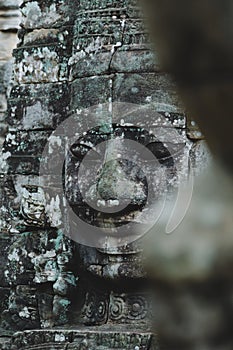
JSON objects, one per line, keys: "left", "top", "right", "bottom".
{"left": 64, "top": 122, "right": 182, "bottom": 280}
{"left": 65, "top": 125, "right": 175, "bottom": 220}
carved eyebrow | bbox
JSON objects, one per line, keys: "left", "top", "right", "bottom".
{"left": 70, "top": 141, "right": 101, "bottom": 159}
{"left": 70, "top": 142, "right": 92, "bottom": 157}
{"left": 145, "top": 142, "right": 175, "bottom": 167}
{"left": 79, "top": 141, "right": 96, "bottom": 148}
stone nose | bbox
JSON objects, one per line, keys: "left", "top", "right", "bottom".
{"left": 97, "top": 159, "right": 147, "bottom": 206}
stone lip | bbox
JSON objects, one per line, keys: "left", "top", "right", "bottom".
{"left": 16, "top": 325, "right": 153, "bottom": 332}
{"left": 10, "top": 327, "right": 156, "bottom": 350}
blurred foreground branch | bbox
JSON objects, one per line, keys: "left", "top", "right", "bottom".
{"left": 142, "top": 0, "right": 233, "bottom": 173}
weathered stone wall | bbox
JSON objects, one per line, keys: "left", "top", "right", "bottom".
{"left": 0, "top": 0, "right": 21, "bottom": 148}
{"left": 0, "top": 0, "right": 79, "bottom": 341}
{"left": 0, "top": 1, "right": 21, "bottom": 347}
{"left": 0, "top": 0, "right": 209, "bottom": 349}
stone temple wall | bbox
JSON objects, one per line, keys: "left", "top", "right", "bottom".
{"left": 0, "top": 0, "right": 21, "bottom": 148}
{"left": 0, "top": 1, "right": 209, "bottom": 349}
{"left": 0, "top": 0, "right": 80, "bottom": 341}
{"left": 0, "top": 1, "right": 21, "bottom": 347}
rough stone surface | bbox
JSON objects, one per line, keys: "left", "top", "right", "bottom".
{"left": 0, "top": 1, "right": 20, "bottom": 150}
{"left": 9, "top": 328, "right": 158, "bottom": 350}
{"left": 0, "top": 0, "right": 212, "bottom": 349}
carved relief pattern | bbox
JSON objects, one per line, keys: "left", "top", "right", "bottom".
{"left": 82, "top": 290, "right": 109, "bottom": 325}
{"left": 128, "top": 295, "right": 148, "bottom": 320}
{"left": 109, "top": 295, "right": 125, "bottom": 321}
{"left": 82, "top": 289, "right": 152, "bottom": 325}
{"left": 109, "top": 293, "right": 151, "bottom": 323}
{"left": 11, "top": 329, "right": 156, "bottom": 350}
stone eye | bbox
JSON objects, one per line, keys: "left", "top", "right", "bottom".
{"left": 141, "top": 142, "right": 174, "bottom": 167}
{"left": 70, "top": 142, "right": 101, "bottom": 161}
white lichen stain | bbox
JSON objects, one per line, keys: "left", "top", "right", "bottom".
{"left": 8, "top": 248, "right": 20, "bottom": 262}
{"left": 30, "top": 250, "right": 58, "bottom": 283}
{"left": 0, "top": 151, "right": 11, "bottom": 172}
{"left": 145, "top": 96, "right": 152, "bottom": 102}
{"left": 23, "top": 101, "right": 52, "bottom": 129}
{"left": 5, "top": 133, "right": 17, "bottom": 145}
{"left": 21, "top": 187, "right": 46, "bottom": 225}
{"left": 120, "top": 18, "right": 126, "bottom": 29}
{"left": 46, "top": 195, "right": 62, "bottom": 227}
{"left": 55, "top": 333, "right": 65, "bottom": 342}
{"left": 21, "top": 2, "right": 42, "bottom": 28}
{"left": 22, "top": 2, "right": 63, "bottom": 28}
{"left": 69, "top": 37, "right": 104, "bottom": 66}
{"left": 48, "top": 135, "right": 62, "bottom": 154}
{"left": 19, "top": 306, "right": 30, "bottom": 319}
{"left": 24, "top": 28, "right": 59, "bottom": 45}
{"left": 14, "top": 47, "right": 60, "bottom": 83}
{"left": 111, "top": 41, "right": 122, "bottom": 54}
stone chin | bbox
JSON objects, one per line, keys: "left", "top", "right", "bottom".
{"left": 76, "top": 242, "right": 147, "bottom": 281}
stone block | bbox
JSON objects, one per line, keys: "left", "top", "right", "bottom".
{"left": 113, "top": 72, "right": 181, "bottom": 108}
{"left": 3, "top": 286, "right": 40, "bottom": 331}
{"left": 70, "top": 75, "right": 113, "bottom": 111}
{"left": 69, "top": 48, "right": 159, "bottom": 81}
{"left": 73, "top": 17, "right": 123, "bottom": 49}
{"left": 3, "top": 130, "right": 52, "bottom": 157}
{"left": 22, "top": 25, "right": 73, "bottom": 48}
{"left": 13, "top": 45, "right": 70, "bottom": 84}
{"left": 111, "top": 48, "right": 160, "bottom": 73}
{"left": 122, "top": 19, "right": 149, "bottom": 46}
{"left": 78, "top": 0, "right": 142, "bottom": 19}
{"left": 7, "top": 82, "right": 71, "bottom": 130}
{"left": 73, "top": 9, "right": 148, "bottom": 52}
{"left": 10, "top": 329, "right": 155, "bottom": 350}
{"left": 37, "top": 292, "right": 54, "bottom": 328}
{"left": 6, "top": 156, "right": 41, "bottom": 176}
{"left": 69, "top": 51, "right": 112, "bottom": 80}
{"left": 21, "top": 0, "right": 80, "bottom": 29}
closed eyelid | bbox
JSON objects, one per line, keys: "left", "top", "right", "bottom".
{"left": 70, "top": 142, "right": 102, "bottom": 160}
{"left": 70, "top": 143, "right": 92, "bottom": 158}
